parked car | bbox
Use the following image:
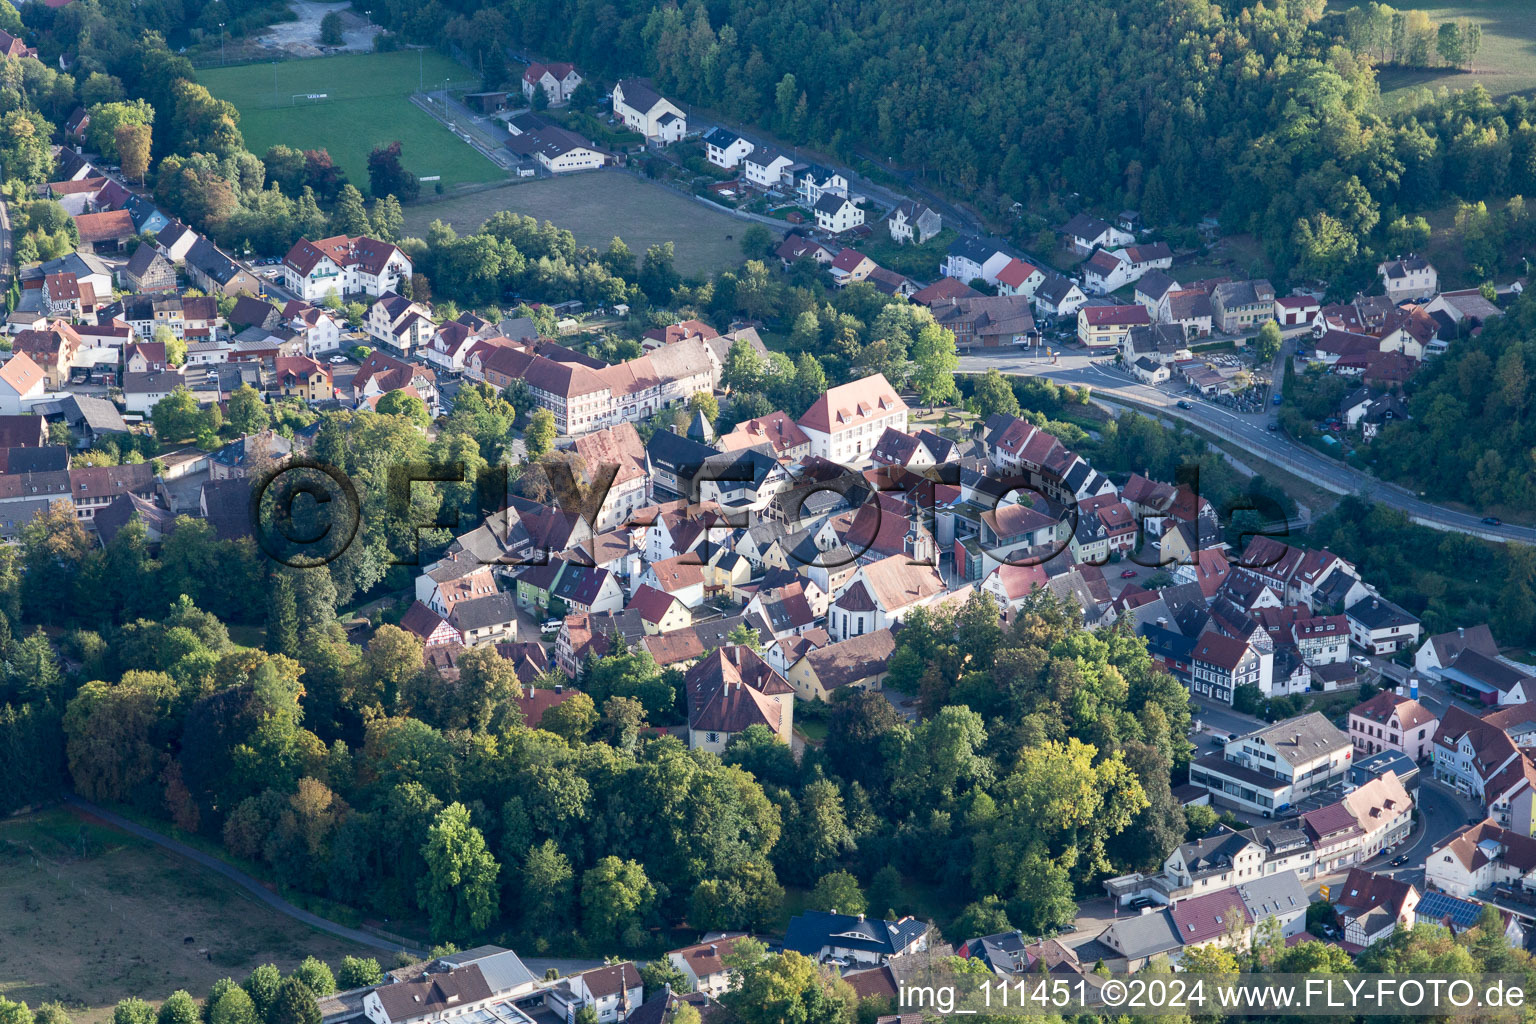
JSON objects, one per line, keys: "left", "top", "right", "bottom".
{"left": 1390, "top": 854, "right": 1409, "bottom": 866}
{"left": 1272, "top": 394, "right": 1283, "bottom": 405}
{"left": 329, "top": 355, "right": 347, "bottom": 364}
{"left": 1351, "top": 655, "right": 1372, "bottom": 669}
{"left": 1120, "top": 569, "right": 1138, "bottom": 578}
{"left": 540, "top": 618, "right": 562, "bottom": 635}
{"left": 1129, "top": 896, "right": 1157, "bottom": 910}
{"left": 824, "top": 956, "right": 850, "bottom": 968}
{"left": 1267, "top": 422, "right": 1279, "bottom": 431}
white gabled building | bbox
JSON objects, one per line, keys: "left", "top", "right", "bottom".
{"left": 813, "top": 193, "right": 864, "bottom": 234}
{"left": 704, "top": 127, "right": 754, "bottom": 169}
{"left": 283, "top": 234, "right": 411, "bottom": 302}
{"left": 366, "top": 291, "right": 436, "bottom": 357}
{"left": 612, "top": 79, "right": 687, "bottom": 142}
{"left": 743, "top": 145, "right": 794, "bottom": 189}
{"left": 797, "top": 373, "right": 908, "bottom": 462}
{"left": 522, "top": 61, "right": 582, "bottom": 107}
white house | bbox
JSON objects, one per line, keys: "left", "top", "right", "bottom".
{"left": 667, "top": 935, "right": 748, "bottom": 998}
{"left": 888, "top": 200, "right": 941, "bottom": 245}
{"left": 546, "top": 963, "right": 644, "bottom": 1024}
{"left": 284, "top": 302, "right": 342, "bottom": 356}
{"left": 827, "top": 555, "right": 946, "bottom": 642}
{"left": 1061, "top": 213, "right": 1134, "bottom": 255}
{"left": 744, "top": 146, "right": 794, "bottom": 189}
{"left": 1416, "top": 625, "right": 1499, "bottom": 680}
{"left": 943, "top": 237, "right": 1013, "bottom": 285}
{"left": 155, "top": 220, "right": 198, "bottom": 263}
{"left": 704, "top": 127, "right": 754, "bottom": 169}
{"left": 797, "top": 168, "right": 849, "bottom": 208}
{"left": 1426, "top": 821, "right": 1536, "bottom": 899}
{"left": 1188, "top": 632, "right": 1273, "bottom": 705}
{"left": 1082, "top": 249, "right": 1133, "bottom": 295}
{"left": 283, "top": 234, "right": 411, "bottom": 302}
{"left": 1034, "top": 274, "right": 1088, "bottom": 318}
{"left": 1190, "top": 713, "right": 1352, "bottom": 817}
{"left": 612, "top": 79, "right": 686, "bottom": 142}
{"left": 994, "top": 257, "right": 1046, "bottom": 299}
{"left": 522, "top": 61, "right": 582, "bottom": 107}
{"left": 1346, "top": 595, "right": 1422, "bottom": 655}
{"left": 813, "top": 193, "right": 864, "bottom": 234}
{"left": 797, "top": 373, "right": 908, "bottom": 462}
{"left": 0, "top": 352, "right": 47, "bottom": 414}
{"left": 366, "top": 292, "right": 436, "bottom": 356}
{"left": 1378, "top": 257, "right": 1438, "bottom": 302}
{"left": 519, "top": 125, "right": 608, "bottom": 173}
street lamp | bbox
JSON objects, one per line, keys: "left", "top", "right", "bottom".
{"left": 218, "top": 22, "right": 226, "bottom": 65}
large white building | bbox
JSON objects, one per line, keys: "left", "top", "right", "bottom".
{"left": 283, "top": 234, "right": 412, "bottom": 302}
{"left": 797, "top": 373, "right": 908, "bottom": 462}
{"left": 1190, "top": 713, "right": 1352, "bottom": 817}
{"left": 612, "top": 79, "right": 686, "bottom": 142}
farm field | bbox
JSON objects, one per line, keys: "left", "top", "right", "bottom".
{"left": 1327, "top": 0, "right": 1536, "bottom": 101}
{"left": 200, "top": 52, "right": 503, "bottom": 190}
{"left": 403, "top": 172, "right": 750, "bottom": 277}
{"left": 0, "top": 809, "right": 372, "bottom": 1024}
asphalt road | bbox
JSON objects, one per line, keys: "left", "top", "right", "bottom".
{"left": 959, "top": 348, "right": 1536, "bottom": 544}
{"left": 65, "top": 795, "right": 426, "bottom": 957}
{"left": 1370, "top": 778, "right": 1474, "bottom": 888}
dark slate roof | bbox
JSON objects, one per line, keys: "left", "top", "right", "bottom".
{"left": 1062, "top": 212, "right": 1112, "bottom": 240}
{"left": 1, "top": 445, "right": 68, "bottom": 474}
{"left": 1346, "top": 595, "right": 1420, "bottom": 631}
{"left": 450, "top": 591, "right": 518, "bottom": 631}
{"left": 782, "top": 910, "right": 927, "bottom": 957}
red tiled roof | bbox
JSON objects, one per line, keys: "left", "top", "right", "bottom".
{"left": 1082, "top": 304, "right": 1150, "bottom": 327}
{"left": 994, "top": 258, "right": 1039, "bottom": 289}
{"left": 910, "top": 277, "right": 982, "bottom": 306}
{"left": 627, "top": 583, "right": 681, "bottom": 624}
{"left": 73, "top": 209, "right": 135, "bottom": 243}
{"left": 830, "top": 248, "right": 872, "bottom": 273}
{"left": 1168, "top": 887, "right": 1253, "bottom": 945}
{"left": 799, "top": 373, "right": 906, "bottom": 433}
{"left": 284, "top": 234, "right": 403, "bottom": 277}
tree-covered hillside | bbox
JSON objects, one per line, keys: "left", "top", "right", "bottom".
{"left": 375, "top": 0, "right": 1536, "bottom": 283}
{"left": 1371, "top": 293, "right": 1536, "bottom": 513}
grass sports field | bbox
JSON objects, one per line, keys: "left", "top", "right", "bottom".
{"left": 0, "top": 809, "right": 372, "bottom": 1023}
{"left": 1327, "top": 0, "right": 1536, "bottom": 101}
{"left": 402, "top": 173, "right": 750, "bottom": 277}
{"left": 200, "top": 51, "right": 503, "bottom": 190}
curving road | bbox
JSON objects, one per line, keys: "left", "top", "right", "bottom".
{"left": 65, "top": 795, "right": 426, "bottom": 958}
{"left": 959, "top": 348, "right": 1536, "bottom": 545}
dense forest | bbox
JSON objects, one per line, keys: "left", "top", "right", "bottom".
{"left": 1370, "top": 292, "right": 1536, "bottom": 513}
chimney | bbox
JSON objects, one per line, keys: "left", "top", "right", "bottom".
{"left": 1458, "top": 626, "right": 1465, "bottom": 637}
{"left": 1293, "top": 733, "right": 1301, "bottom": 746}
{"left": 709, "top": 944, "right": 717, "bottom": 955}
{"left": 554, "top": 683, "right": 563, "bottom": 694}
